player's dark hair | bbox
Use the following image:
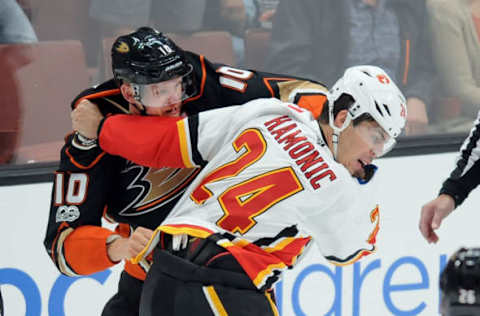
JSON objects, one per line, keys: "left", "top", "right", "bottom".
{"left": 319, "top": 93, "right": 375, "bottom": 126}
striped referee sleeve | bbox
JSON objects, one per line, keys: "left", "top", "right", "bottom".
{"left": 440, "top": 113, "right": 480, "bottom": 207}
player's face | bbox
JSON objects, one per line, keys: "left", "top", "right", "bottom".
{"left": 141, "top": 77, "right": 183, "bottom": 117}
{"left": 337, "top": 120, "right": 390, "bottom": 178}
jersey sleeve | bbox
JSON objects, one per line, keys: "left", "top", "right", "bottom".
{"left": 303, "top": 176, "right": 380, "bottom": 266}
{"left": 98, "top": 106, "right": 241, "bottom": 169}
{"left": 187, "top": 55, "right": 328, "bottom": 119}
{"left": 213, "top": 64, "right": 329, "bottom": 119}
{"left": 439, "top": 114, "right": 480, "bottom": 207}
{"left": 43, "top": 134, "right": 122, "bottom": 276}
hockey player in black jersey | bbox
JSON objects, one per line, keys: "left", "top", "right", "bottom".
{"left": 44, "top": 26, "right": 328, "bottom": 315}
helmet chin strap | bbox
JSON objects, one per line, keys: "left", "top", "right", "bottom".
{"left": 131, "top": 83, "right": 148, "bottom": 115}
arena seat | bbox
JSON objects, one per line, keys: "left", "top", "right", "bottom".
{"left": 0, "top": 40, "right": 90, "bottom": 163}
{"left": 102, "top": 31, "right": 236, "bottom": 80}
{"left": 0, "top": 44, "right": 29, "bottom": 164}
{"left": 244, "top": 28, "right": 271, "bottom": 71}
{"left": 169, "top": 31, "right": 235, "bottom": 65}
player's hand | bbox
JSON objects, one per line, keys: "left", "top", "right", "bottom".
{"left": 71, "top": 100, "right": 104, "bottom": 139}
{"left": 107, "top": 227, "right": 154, "bottom": 262}
{"left": 404, "top": 97, "right": 428, "bottom": 135}
{"left": 419, "top": 194, "right": 455, "bottom": 244}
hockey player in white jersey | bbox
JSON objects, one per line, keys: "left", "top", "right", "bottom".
{"left": 72, "top": 65, "right": 407, "bottom": 316}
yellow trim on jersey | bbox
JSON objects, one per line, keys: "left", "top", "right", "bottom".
{"left": 176, "top": 119, "right": 194, "bottom": 168}
{"left": 264, "top": 237, "right": 295, "bottom": 253}
{"left": 156, "top": 225, "right": 213, "bottom": 239}
{"left": 131, "top": 229, "right": 161, "bottom": 264}
{"left": 266, "top": 291, "right": 280, "bottom": 316}
{"left": 253, "top": 262, "right": 286, "bottom": 288}
{"left": 328, "top": 247, "right": 376, "bottom": 267}
{"left": 264, "top": 237, "right": 310, "bottom": 266}
{"left": 131, "top": 224, "right": 213, "bottom": 264}
{"left": 203, "top": 286, "right": 228, "bottom": 316}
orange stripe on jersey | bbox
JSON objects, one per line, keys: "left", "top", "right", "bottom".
{"left": 263, "top": 77, "right": 295, "bottom": 97}
{"left": 296, "top": 94, "right": 327, "bottom": 119}
{"left": 176, "top": 119, "right": 195, "bottom": 168}
{"left": 124, "top": 260, "right": 147, "bottom": 281}
{"left": 65, "top": 148, "right": 107, "bottom": 170}
{"left": 137, "top": 168, "right": 201, "bottom": 211}
{"left": 114, "top": 222, "right": 132, "bottom": 238}
{"left": 368, "top": 206, "right": 380, "bottom": 244}
{"left": 73, "top": 89, "right": 121, "bottom": 108}
{"left": 63, "top": 226, "right": 117, "bottom": 275}
{"left": 183, "top": 55, "right": 207, "bottom": 103}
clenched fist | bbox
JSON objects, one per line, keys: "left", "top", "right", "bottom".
{"left": 71, "top": 100, "right": 104, "bottom": 139}
{"left": 107, "top": 226, "right": 154, "bottom": 262}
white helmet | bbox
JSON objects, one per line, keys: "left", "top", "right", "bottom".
{"left": 327, "top": 65, "right": 407, "bottom": 157}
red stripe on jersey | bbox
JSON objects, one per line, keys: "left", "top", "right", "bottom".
{"left": 265, "top": 237, "right": 311, "bottom": 266}
{"left": 225, "top": 237, "right": 310, "bottom": 289}
{"left": 63, "top": 226, "right": 117, "bottom": 275}
{"left": 99, "top": 115, "right": 191, "bottom": 169}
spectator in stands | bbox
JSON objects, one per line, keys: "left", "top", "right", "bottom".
{"left": 255, "top": 0, "right": 279, "bottom": 29}
{"left": 89, "top": 0, "right": 257, "bottom": 66}
{"left": 203, "top": 0, "right": 257, "bottom": 66}
{"left": 265, "top": 0, "right": 434, "bottom": 135}
{"left": 428, "top": 0, "right": 480, "bottom": 118}
{"left": 0, "top": 0, "right": 37, "bottom": 43}
{"left": 89, "top": 0, "right": 207, "bottom": 34}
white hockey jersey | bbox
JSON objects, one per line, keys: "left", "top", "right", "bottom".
{"left": 98, "top": 98, "right": 380, "bottom": 289}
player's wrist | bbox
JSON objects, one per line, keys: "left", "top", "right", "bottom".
{"left": 106, "top": 234, "right": 126, "bottom": 262}
{"left": 72, "top": 132, "right": 98, "bottom": 150}
{"left": 438, "top": 189, "right": 461, "bottom": 209}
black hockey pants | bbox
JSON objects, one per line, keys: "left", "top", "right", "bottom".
{"left": 139, "top": 234, "right": 278, "bottom": 316}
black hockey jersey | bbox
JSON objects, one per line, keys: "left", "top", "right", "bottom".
{"left": 43, "top": 51, "right": 328, "bottom": 280}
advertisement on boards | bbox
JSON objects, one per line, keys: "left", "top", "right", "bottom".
{"left": 2, "top": 152, "right": 480, "bottom": 315}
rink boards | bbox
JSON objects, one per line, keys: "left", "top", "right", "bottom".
{"left": 2, "top": 151, "right": 479, "bottom": 316}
